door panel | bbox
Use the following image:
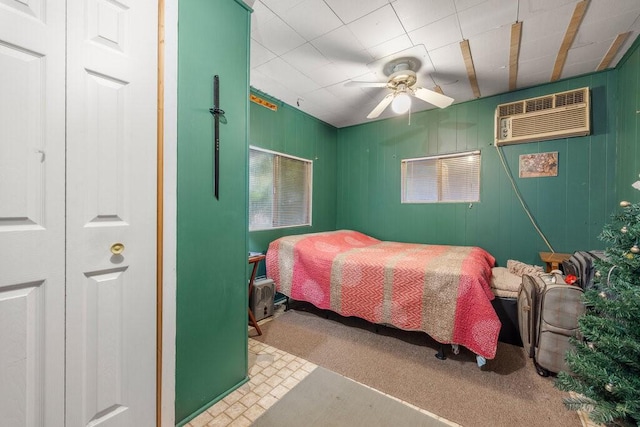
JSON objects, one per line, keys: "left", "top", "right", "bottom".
{"left": 66, "top": 0, "right": 158, "bottom": 425}
{"left": 0, "top": 1, "right": 65, "bottom": 425}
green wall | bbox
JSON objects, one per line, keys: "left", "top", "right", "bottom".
{"left": 248, "top": 90, "right": 338, "bottom": 261}
{"left": 336, "top": 73, "right": 618, "bottom": 267}
{"left": 616, "top": 37, "right": 640, "bottom": 203}
{"left": 176, "top": 0, "right": 251, "bottom": 424}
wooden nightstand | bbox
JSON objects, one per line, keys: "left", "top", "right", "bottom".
{"left": 539, "top": 252, "right": 571, "bottom": 273}
{"left": 248, "top": 254, "right": 266, "bottom": 335}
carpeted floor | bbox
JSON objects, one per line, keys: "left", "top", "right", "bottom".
{"left": 253, "top": 366, "right": 453, "bottom": 427}
{"left": 253, "top": 302, "right": 582, "bottom": 427}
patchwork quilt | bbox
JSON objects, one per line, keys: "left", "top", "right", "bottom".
{"left": 266, "top": 230, "right": 501, "bottom": 359}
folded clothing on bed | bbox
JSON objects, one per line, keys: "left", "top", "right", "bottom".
{"left": 490, "top": 267, "right": 522, "bottom": 299}
{"left": 490, "top": 260, "right": 545, "bottom": 298}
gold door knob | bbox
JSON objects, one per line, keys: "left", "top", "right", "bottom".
{"left": 110, "top": 242, "right": 125, "bottom": 255}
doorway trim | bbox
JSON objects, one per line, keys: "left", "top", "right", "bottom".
{"left": 160, "top": 0, "right": 178, "bottom": 425}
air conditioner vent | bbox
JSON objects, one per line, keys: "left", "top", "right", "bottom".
{"left": 499, "top": 102, "right": 524, "bottom": 116}
{"left": 495, "top": 87, "right": 590, "bottom": 146}
{"left": 526, "top": 96, "right": 553, "bottom": 112}
{"left": 555, "top": 89, "right": 584, "bottom": 107}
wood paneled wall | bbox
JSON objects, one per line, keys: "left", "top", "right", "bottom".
{"left": 336, "top": 73, "right": 617, "bottom": 267}
{"left": 248, "top": 90, "right": 338, "bottom": 263}
{"left": 616, "top": 37, "right": 640, "bottom": 203}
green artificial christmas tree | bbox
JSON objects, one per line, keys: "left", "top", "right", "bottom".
{"left": 556, "top": 200, "right": 640, "bottom": 426}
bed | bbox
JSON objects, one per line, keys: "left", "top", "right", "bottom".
{"left": 265, "top": 230, "right": 501, "bottom": 362}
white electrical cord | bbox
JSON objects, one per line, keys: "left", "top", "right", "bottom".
{"left": 494, "top": 144, "right": 555, "bottom": 252}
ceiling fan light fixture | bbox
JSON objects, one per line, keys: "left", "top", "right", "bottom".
{"left": 391, "top": 91, "right": 411, "bottom": 114}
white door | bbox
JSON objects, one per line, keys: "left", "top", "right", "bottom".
{"left": 65, "top": 0, "right": 158, "bottom": 426}
{"left": 0, "top": 1, "right": 66, "bottom": 426}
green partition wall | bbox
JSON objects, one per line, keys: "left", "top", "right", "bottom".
{"left": 248, "top": 90, "right": 338, "bottom": 261}
{"left": 616, "top": 37, "right": 640, "bottom": 203}
{"left": 176, "top": 0, "right": 251, "bottom": 424}
{"left": 335, "top": 72, "right": 618, "bottom": 267}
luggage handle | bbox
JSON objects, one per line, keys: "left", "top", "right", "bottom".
{"left": 540, "top": 272, "right": 564, "bottom": 285}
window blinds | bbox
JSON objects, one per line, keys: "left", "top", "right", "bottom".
{"left": 401, "top": 151, "right": 480, "bottom": 203}
{"left": 249, "top": 147, "right": 312, "bottom": 230}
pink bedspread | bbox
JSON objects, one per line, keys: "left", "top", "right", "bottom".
{"left": 266, "top": 230, "right": 501, "bottom": 359}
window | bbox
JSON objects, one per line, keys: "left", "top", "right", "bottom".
{"left": 401, "top": 150, "right": 481, "bottom": 203}
{"left": 249, "top": 147, "right": 312, "bottom": 231}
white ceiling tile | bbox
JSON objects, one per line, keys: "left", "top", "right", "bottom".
{"left": 250, "top": 69, "right": 301, "bottom": 106}
{"left": 325, "top": 82, "right": 382, "bottom": 104}
{"left": 408, "top": 14, "right": 462, "bottom": 51}
{"left": 280, "top": 0, "right": 343, "bottom": 41}
{"left": 303, "top": 63, "right": 351, "bottom": 87}
{"left": 454, "top": 0, "right": 487, "bottom": 12}
{"left": 477, "top": 66, "right": 509, "bottom": 96}
{"left": 566, "top": 39, "right": 609, "bottom": 65}
{"left": 255, "top": 57, "right": 321, "bottom": 94}
{"left": 299, "top": 88, "right": 341, "bottom": 109}
{"left": 561, "top": 59, "right": 601, "bottom": 78}
{"left": 517, "top": 0, "right": 578, "bottom": 20}
{"left": 252, "top": 15, "right": 306, "bottom": 55}
{"left": 440, "top": 81, "right": 475, "bottom": 101}
{"left": 575, "top": 12, "right": 640, "bottom": 46}
{"left": 311, "top": 26, "right": 373, "bottom": 64}
{"left": 457, "top": 0, "right": 518, "bottom": 39}
{"left": 518, "top": 56, "right": 555, "bottom": 76}
{"left": 366, "top": 35, "right": 414, "bottom": 60}
{"left": 281, "top": 43, "right": 330, "bottom": 74}
{"left": 250, "top": 40, "right": 277, "bottom": 68}
{"left": 581, "top": 0, "right": 640, "bottom": 25}
{"left": 427, "top": 43, "right": 468, "bottom": 85}
{"left": 323, "top": 0, "right": 390, "bottom": 24}
{"left": 248, "top": 0, "right": 640, "bottom": 127}
{"left": 365, "top": 45, "right": 434, "bottom": 78}
{"left": 251, "top": 1, "right": 277, "bottom": 30}
{"left": 516, "top": 56, "right": 555, "bottom": 87}
{"left": 260, "top": 0, "right": 305, "bottom": 16}
{"left": 392, "top": 0, "right": 457, "bottom": 32}
{"left": 468, "top": 27, "right": 510, "bottom": 72}
{"left": 347, "top": 5, "right": 406, "bottom": 49}
{"left": 333, "top": 60, "right": 376, "bottom": 81}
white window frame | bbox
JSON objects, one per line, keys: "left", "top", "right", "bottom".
{"left": 249, "top": 146, "right": 313, "bottom": 231}
{"left": 401, "top": 150, "right": 481, "bottom": 204}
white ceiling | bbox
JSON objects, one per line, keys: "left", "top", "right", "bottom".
{"left": 247, "top": 0, "right": 640, "bottom": 128}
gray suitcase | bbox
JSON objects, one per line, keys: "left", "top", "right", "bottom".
{"left": 518, "top": 273, "right": 585, "bottom": 376}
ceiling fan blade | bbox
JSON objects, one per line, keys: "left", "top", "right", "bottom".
{"left": 367, "top": 93, "right": 394, "bottom": 119}
{"left": 413, "top": 87, "right": 454, "bottom": 109}
{"left": 345, "top": 80, "right": 387, "bottom": 87}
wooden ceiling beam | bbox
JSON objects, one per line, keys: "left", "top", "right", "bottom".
{"left": 509, "top": 21, "right": 522, "bottom": 91}
{"left": 551, "top": 0, "right": 589, "bottom": 81}
{"left": 596, "top": 32, "right": 631, "bottom": 71}
{"left": 460, "top": 39, "right": 481, "bottom": 98}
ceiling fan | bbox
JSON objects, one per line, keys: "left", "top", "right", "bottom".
{"left": 346, "top": 57, "right": 454, "bottom": 119}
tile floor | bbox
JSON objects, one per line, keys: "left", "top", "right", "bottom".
{"left": 185, "top": 326, "right": 461, "bottom": 426}
{"left": 184, "top": 311, "right": 598, "bottom": 427}
{"left": 184, "top": 338, "right": 318, "bottom": 427}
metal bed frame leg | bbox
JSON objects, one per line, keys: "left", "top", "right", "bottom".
{"left": 435, "top": 344, "right": 447, "bottom": 360}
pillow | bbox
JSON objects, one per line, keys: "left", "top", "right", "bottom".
{"left": 507, "top": 259, "right": 544, "bottom": 277}
{"left": 490, "top": 267, "right": 522, "bottom": 292}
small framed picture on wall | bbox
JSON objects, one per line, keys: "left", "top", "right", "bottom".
{"left": 519, "top": 152, "right": 558, "bottom": 178}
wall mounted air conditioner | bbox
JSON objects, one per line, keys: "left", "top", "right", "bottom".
{"left": 495, "top": 87, "right": 590, "bottom": 146}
